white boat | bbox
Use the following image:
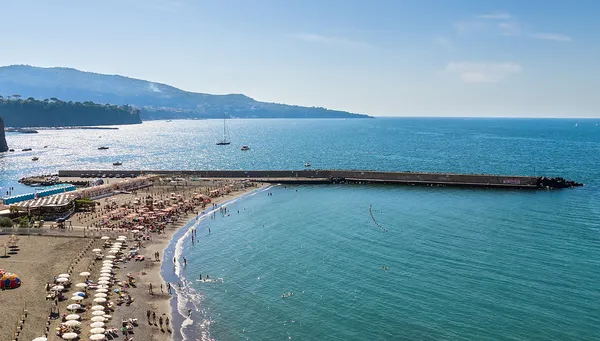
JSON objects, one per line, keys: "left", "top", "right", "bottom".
{"left": 304, "top": 162, "right": 311, "bottom": 167}
{"left": 241, "top": 145, "right": 250, "bottom": 151}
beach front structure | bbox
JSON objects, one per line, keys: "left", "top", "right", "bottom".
{"left": 3, "top": 176, "right": 157, "bottom": 221}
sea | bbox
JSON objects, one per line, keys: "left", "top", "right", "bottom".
{"left": 1, "top": 118, "right": 600, "bottom": 340}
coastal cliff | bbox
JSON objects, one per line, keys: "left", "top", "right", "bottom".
{"left": 0, "top": 116, "right": 8, "bottom": 151}
{"left": 0, "top": 97, "right": 141, "bottom": 127}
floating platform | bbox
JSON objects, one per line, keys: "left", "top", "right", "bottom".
{"left": 56, "top": 170, "right": 583, "bottom": 190}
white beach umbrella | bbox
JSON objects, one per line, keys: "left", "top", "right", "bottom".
{"left": 101, "top": 236, "right": 110, "bottom": 240}
{"left": 66, "top": 304, "right": 81, "bottom": 311}
{"left": 91, "top": 305, "right": 105, "bottom": 311}
{"left": 97, "top": 284, "right": 109, "bottom": 289}
{"left": 79, "top": 271, "right": 91, "bottom": 277}
{"left": 56, "top": 277, "right": 69, "bottom": 283}
{"left": 106, "top": 255, "right": 116, "bottom": 259}
{"left": 98, "top": 276, "right": 111, "bottom": 281}
{"left": 108, "top": 250, "right": 119, "bottom": 254}
{"left": 51, "top": 285, "right": 64, "bottom": 291}
{"left": 92, "top": 248, "right": 102, "bottom": 252}
{"left": 90, "top": 334, "right": 106, "bottom": 340}
{"left": 65, "top": 314, "right": 80, "bottom": 320}
{"left": 57, "top": 273, "right": 70, "bottom": 278}
{"left": 90, "top": 321, "right": 105, "bottom": 328}
{"left": 103, "top": 315, "right": 112, "bottom": 320}
{"left": 32, "top": 337, "right": 48, "bottom": 341}
{"left": 71, "top": 296, "right": 84, "bottom": 301}
{"left": 92, "top": 310, "right": 105, "bottom": 316}
{"left": 75, "top": 283, "right": 88, "bottom": 288}
{"left": 97, "top": 280, "right": 110, "bottom": 285}
{"left": 71, "top": 291, "right": 85, "bottom": 296}
{"left": 101, "top": 266, "right": 113, "bottom": 270}
{"left": 100, "top": 269, "right": 111, "bottom": 274}
{"left": 94, "top": 293, "right": 107, "bottom": 298}
{"left": 90, "top": 327, "right": 105, "bottom": 334}
{"left": 62, "top": 332, "right": 78, "bottom": 340}
{"left": 93, "top": 297, "right": 107, "bottom": 303}
{"left": 102, "top": 259, "right": 113, "bottom": 262}
{"left": 91, "top": 315, "right": 106, "bottom": 322}
{"left": 63, "top": 320, "right": 80, "bottom": 327}
{"left": 96, "top": 288, "right": 108, "bottom": 293}
{"left": 117, "top": 235, "right": 127, "bottom": 239}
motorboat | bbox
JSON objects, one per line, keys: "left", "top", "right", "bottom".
{"left": 241, "top": 145, "right": 250, "bottom": 151}
{"left": 98, "top": 146, "right": 109, "bottom": 150}
{"left": 113, "top": 162, "right": 122, "bottom": 166}
{"left": 32, "top": 157, "right": 39, "bottom": 161}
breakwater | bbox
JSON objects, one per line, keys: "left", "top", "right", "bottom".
{"left": 56, "top": 170, "right": 583, "bottom": 189}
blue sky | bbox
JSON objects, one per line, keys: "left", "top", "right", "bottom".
{"left": 1, "top": 0, "right": 598, "bottom": 117}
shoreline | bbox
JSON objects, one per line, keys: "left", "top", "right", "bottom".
{"left": 150, "top": 184, "right": 269, "bottom": 340}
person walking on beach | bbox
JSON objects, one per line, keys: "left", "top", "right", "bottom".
{"left": 147, "top": 310, "right": 151, "bottom": 324}
{"left": 149, "top": 283, "right": 153, "bottom": 295}
{"left": 159, "top": 316, "right": 163, "bottom": 329}
{"left": 160, "top": 284, "right": 163, "bottom": 293}
{"left": 165, "top": 316, "right": 170, "bottom": 329}
{"left": 167, "top": 282, "right": 171, "bottom": 294}
{"left": 152, "top": 311, "right": 156, "bottom": 324}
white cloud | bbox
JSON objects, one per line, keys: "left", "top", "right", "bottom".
{"left": 498, "top": 22, "right": 522, "bottom": 36}
{"left": 434, "top": 36, "right": 452, "bottom": 48}
{"left": 445, "top": 62, "right": 522, "bottom": 83}
{"left": 528, "top": 32, "right": 573, "bottom": 42}
{"left": 453, "top": 13, "right": 571, "bottom": 42}
{"left": 477, "top": 12, "right": 512, "bottom": 20}
{"left": 294, "top": 33, "right": 372, "bottom": 49}
{"left": 453, "top": 21, "right": 489, "bottom": 34}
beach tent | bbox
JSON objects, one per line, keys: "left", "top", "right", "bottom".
{"left": 0, "top": 269, "right": 21, "bottom": 289}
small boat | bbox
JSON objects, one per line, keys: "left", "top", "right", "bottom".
{"left": 98, "top": 146, "right": 109, "bottom": 150}
{"left": 113, "top": 162, "right": 122, "bottom": 166}
{"left": 304, "top": 162, "right": 311, "bottom": 167}
{"left": 8, "top": 149, "right": 14, "bottom": 152}
{"left": 241, "top": 145, "right": 250, "bottom": 151}
{"left": 22, "top": 148, "right": 32, "bottom": 152}
{"left": 32, "top": 157, "right": 39, "bottom": 161}
{"left": 43, "top": 145, "right": 48, "bottom": 148}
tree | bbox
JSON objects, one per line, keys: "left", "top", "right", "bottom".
{"left": 0, "top": 217, "right": 13, "bottom": 227}
{"left": 18, "top": 216, "right": 29, "bottom": 228}
{"left": 50, "top": 97, "right": 59, "bottom": 102}
{"left": 27, "top": 97, "right": 35, "bottom": 101}
{"left": 12, "top": 94, "right": 21, "bottom": 99}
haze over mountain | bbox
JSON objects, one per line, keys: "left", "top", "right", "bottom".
{"left": 0, "top": 65, "right": 370, "bottom": 120}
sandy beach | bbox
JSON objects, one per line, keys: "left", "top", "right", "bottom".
{"left": 0, "top": 177, "right": 261, "bottom": 341}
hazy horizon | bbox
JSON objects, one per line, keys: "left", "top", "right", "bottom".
{"left": 1, "top": 0, "right": 599, "bottom": 118}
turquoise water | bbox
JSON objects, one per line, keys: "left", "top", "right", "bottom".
{"left": 2, "top": 118, "right": 600, "bottom": 340}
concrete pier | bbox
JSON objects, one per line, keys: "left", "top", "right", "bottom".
{"left": 54, "top": 169, "right": 582, "bottom": 189}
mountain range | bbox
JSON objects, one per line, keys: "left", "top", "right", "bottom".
{"left": 0, "top": 65, "right": 370, "bottom": 120}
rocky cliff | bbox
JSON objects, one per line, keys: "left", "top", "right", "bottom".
{"left": 0, "top": 116, "right": 8, "bottom": 152}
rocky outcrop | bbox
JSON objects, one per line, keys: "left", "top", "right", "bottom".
{"left": 537, "top": 176, "right": 583, "bottom": 189}
{"left": 0, "top": 116, "right": 8, "bottom": 152}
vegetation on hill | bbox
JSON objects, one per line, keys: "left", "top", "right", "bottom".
{"left": 0, "top": 96, "right": 141, "bottom": 127}
{"left": 0, "top": 65, "right": 371, "bottom": 120}
{"left": 0, "top": 116, "right": 7, "bottom": 151}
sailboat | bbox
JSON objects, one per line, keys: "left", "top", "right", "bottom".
{"left": 216, "top": 113, "right": 231, "bottom": 145}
